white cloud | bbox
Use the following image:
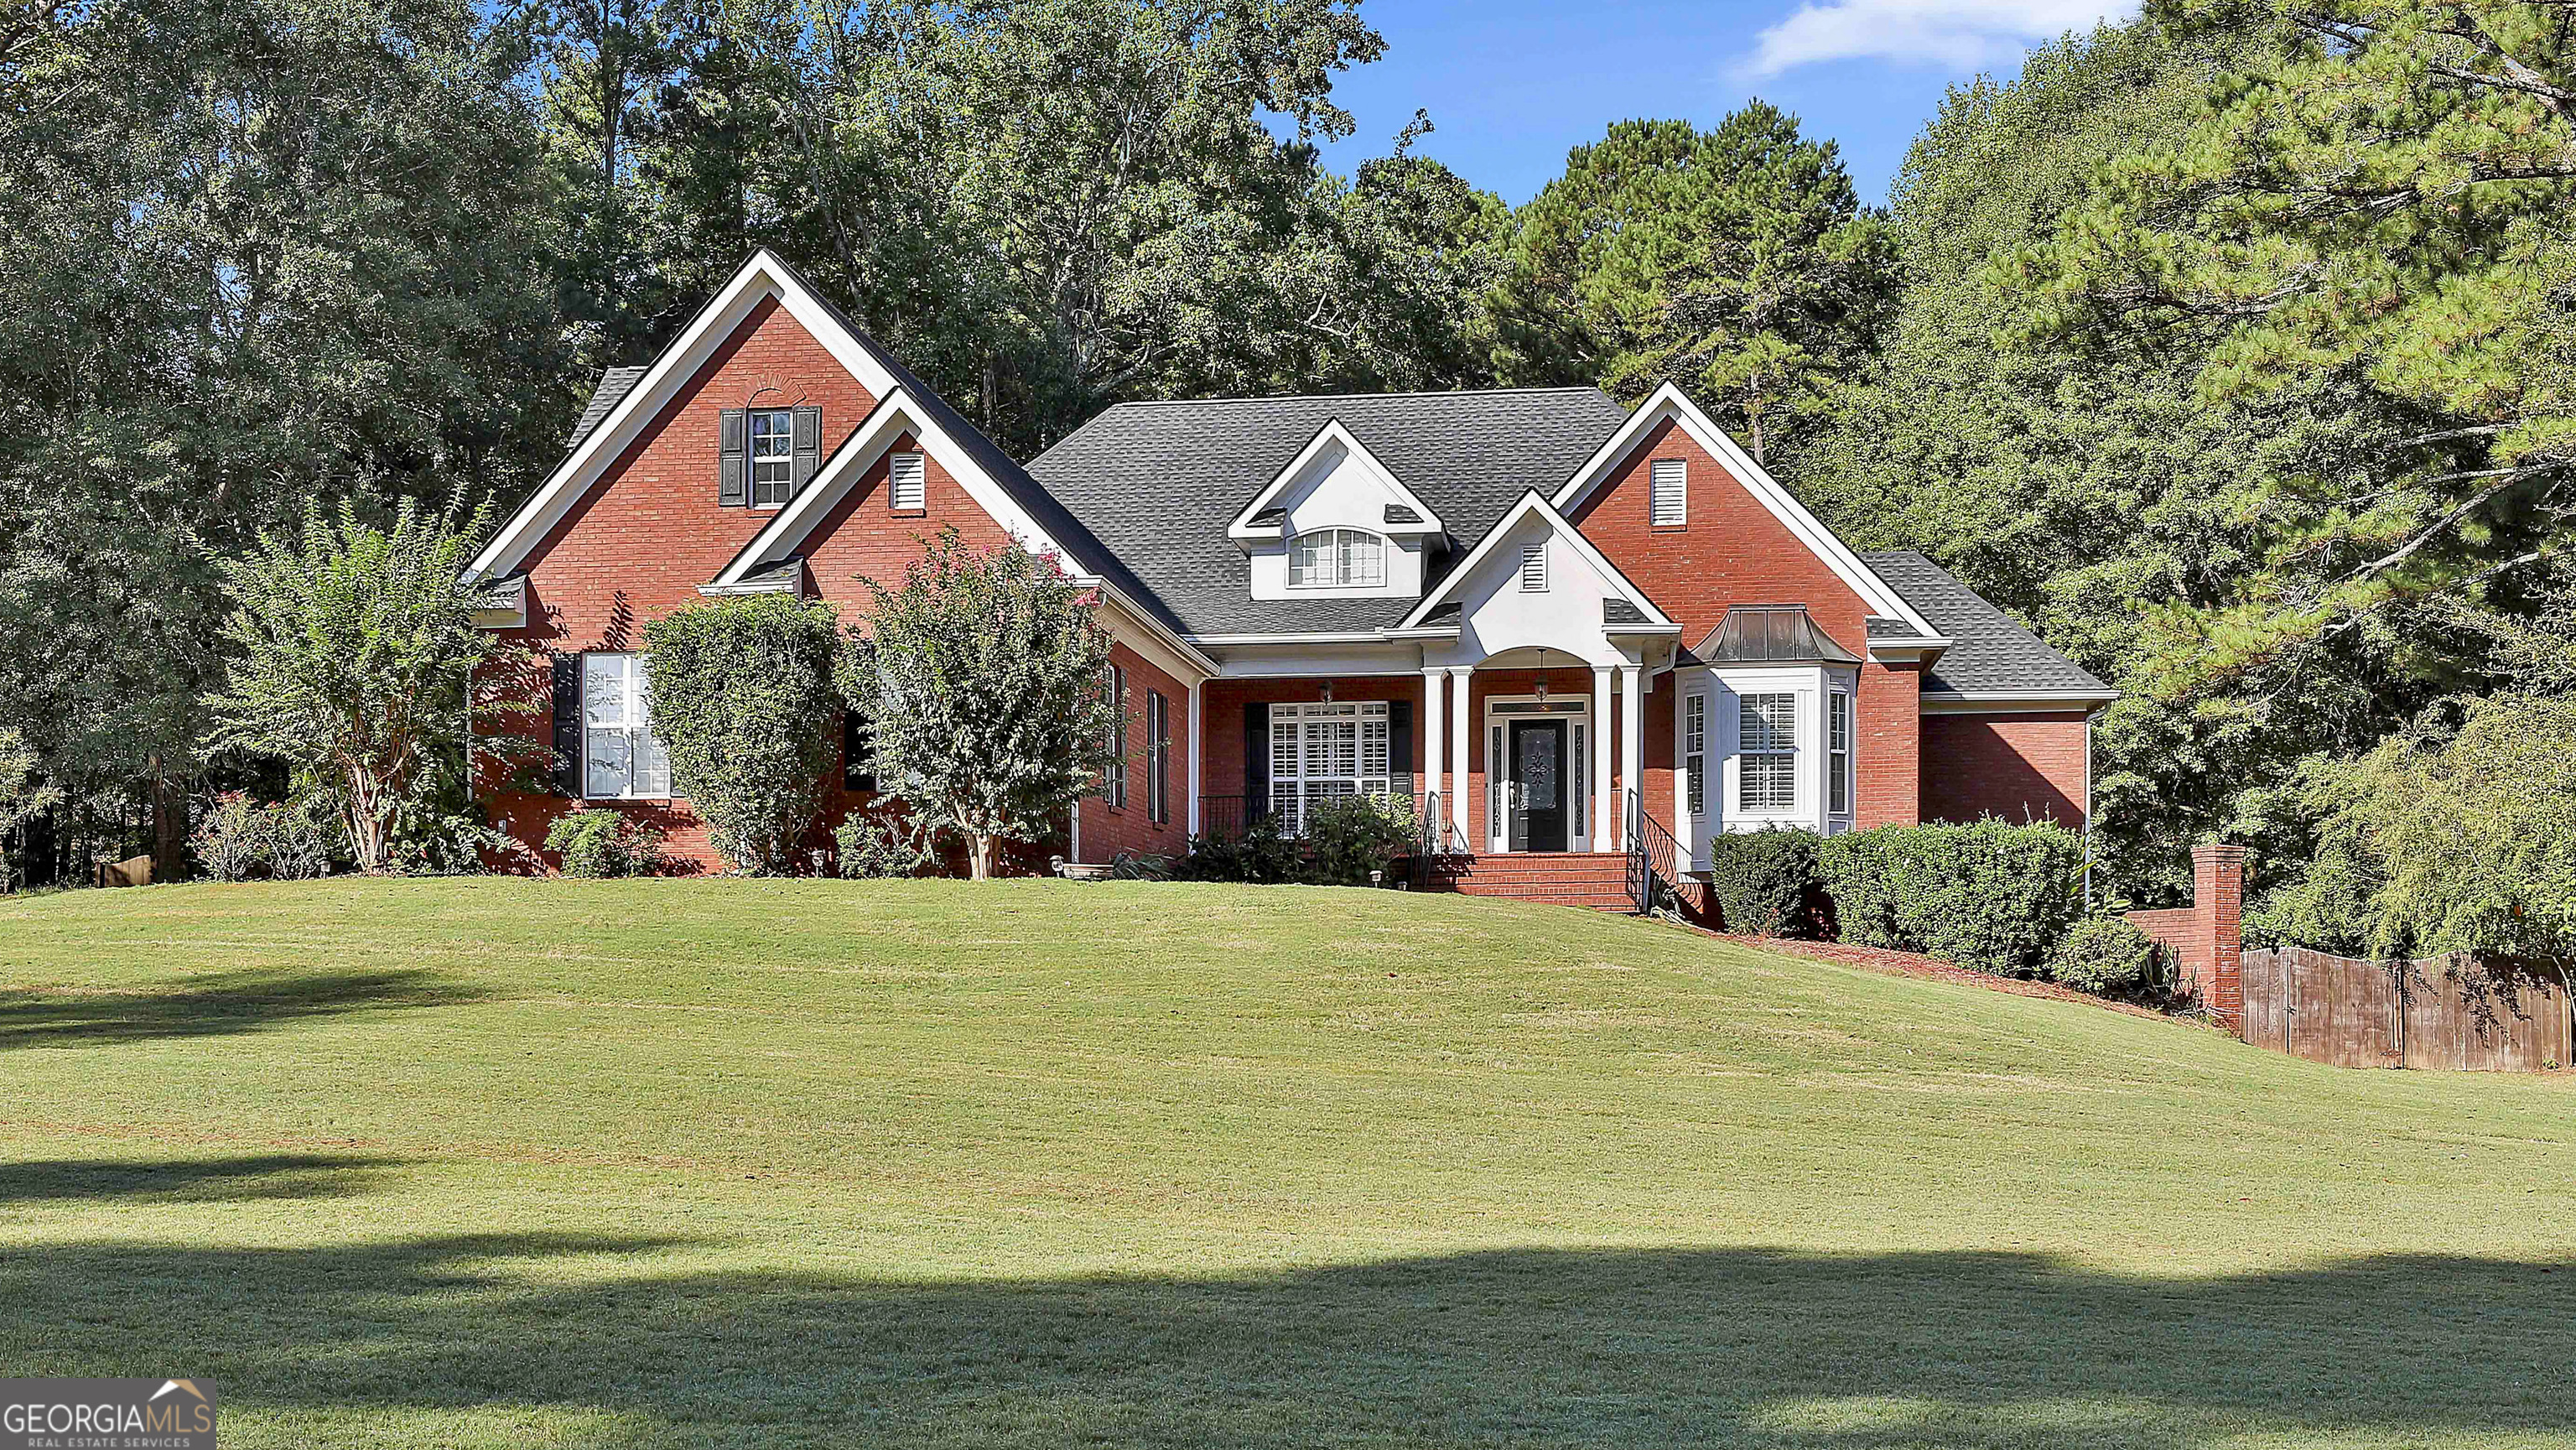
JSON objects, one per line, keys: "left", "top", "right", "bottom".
{"left": 1740, "top": 0, "right": 2135, "bottom": 77}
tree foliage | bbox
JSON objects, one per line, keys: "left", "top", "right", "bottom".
{"left": 640, "top": 594, "right": 842, "bottom": 875}
{"left": 840, "top": 530, "right": 1118, "bottom": 880}
{"left": 204, "top": 498, "right": 521, "bottom": 873}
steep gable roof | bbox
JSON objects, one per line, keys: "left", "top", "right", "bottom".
{"left": 1225, "top": 418, "right": 1444, "bottom": 540}
{"left": 1027, "top": 388, "right": 1630, "bottom": 637}
{"left": 1862, "top": 551, "right": 2116, "bottom": 700}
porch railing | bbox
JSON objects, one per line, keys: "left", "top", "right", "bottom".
{"left": 1624, "top": 789, "right": 1685, "bottom": 917}
{"left": 1195, "top": 793, "right": 1258, "bottom": 840}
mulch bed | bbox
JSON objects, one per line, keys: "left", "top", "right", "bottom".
{"left": 1687, "top": 928, "right": 2196, "bottom": 1025}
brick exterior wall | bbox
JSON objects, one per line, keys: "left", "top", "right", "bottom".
{"left": 2127, "top": 844, "right": 2249, "bottom": 1029}
{"left": 1567, "top": 417, "right": 1919, "bottom": 827}
{"left": 1920, "top": 711, "right": 2089, "bottom": 828}
{"left": 1076, "top": 642, "right": 1192, "bottom": 862}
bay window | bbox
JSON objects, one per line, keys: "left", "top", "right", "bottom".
{"left": 1737, "top": 693, "right": 1797, "bottom": 813}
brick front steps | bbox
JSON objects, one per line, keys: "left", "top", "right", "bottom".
{"left": 1417, "top": 851, "right": 1637, "bottom": 912}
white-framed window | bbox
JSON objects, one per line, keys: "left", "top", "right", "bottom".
{"left": 1829, "top": 688, "right": 1852, "bottom": 817}
{"left": 1269, "top": 700, "right": 1391, "bottom": 834}
{"left": 1147, "top": 689, "right": 1171, "bottom": 824}
{"left": 1650, "top": 458, "right": 1687, "bottom": 527}
{"left": 1684, "top": 692, "right": 1706, "bottom": 815}
{"left": 1105, "top": 664, "right": 1129, "bottom": 809}
{"left": 1286, "top": 528, "right": 1385, "bottom": 588}
{"left": 890, "top": 452, "right": 926, "bottom": 511}
{"left": 1519, "top": 542, "right": 1547, "bottom": 591}
{"left": 748, "top": 408, "right": 795, "bottom": 507}
{"left": 1738, "top": 693, "right": 1797, "bottom": 813}
{"left": 583, "top": 652, "right": 672, "bottom": 799}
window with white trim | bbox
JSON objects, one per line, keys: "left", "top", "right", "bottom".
{"left": 1519, "top": 542, "right": 1547, "bottom": 591}
{"left": 749, "top": 409, "right": 794, "bottom": 507}
{"left": 1829, "top": 688, "right": 1852, "bottom": 817}
{"left": 1684, "top": 692, "right": 1706, "bottom": 815}
{"left": 890, "top": 452, "right": 926, "bottom": 511}
{"left": 1738, "top": 693, "right": 1797, "bottom": 813}
{"left": 1147, "top": 689, "right": 1171, "bottom": 824}
{"left": 1104, "top": 664, "right": 1129, "bottom": 809}
{"left": 1269, "top": 700, "right": 1391, "bottom": 834}
{"left": 1286, "top": 528, "right": 1385, "bottom": 588}
{"left": 583, "top": 652, "right": 672, "bottom": 799}
{"left": 1650, "top": 458, "right": 1687, "bottom": 527}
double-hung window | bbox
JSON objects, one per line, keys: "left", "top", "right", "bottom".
{"left": 1147, "top": 690, "right": 1171, "bottom": 824}
{"left": 1829, "top": 688, "right": 1852, "bottom": 817}
{"left": 1286, "top": 528, "right": 1385, "bottom": 588}
{"left": 1684, "top": 693, "right": 1707, "bottom": 815}
{"left": 1738, "top": 693, "right": 1797, "bottom": 813}
{"left": 583, "top": 652, "right": 672, "bottom": 799}
{"left": 1105, "top": 665, "right": 1129, "bottom": 809}
{"left": 1269, "top": 700, "right": 1391, "bottom": 834}
{"left": 748, "top": 408, "right": 795, "bottom": 507}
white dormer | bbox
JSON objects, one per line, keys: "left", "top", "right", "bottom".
{"left": 1231, "top": 420, "right": 1441, "bottom": 600}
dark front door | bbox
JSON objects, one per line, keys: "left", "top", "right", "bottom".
{"left": 1509, "top": 720, "right": 1569, "bottom": 852}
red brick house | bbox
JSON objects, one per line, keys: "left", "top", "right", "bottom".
{"left": 465, "top": 250, "right": 2115, "bottom": 896}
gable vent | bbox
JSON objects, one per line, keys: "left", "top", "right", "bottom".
{"left": 1650, "top": 458, "right": 1687, "bottom": 527}
{"left": 1519, "top": 543, "right": 1548, "bottom": 592}
{"left": 890, "top": 453, "right": 926, "bottom": 511}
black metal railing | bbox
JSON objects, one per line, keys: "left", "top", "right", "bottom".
{"left": 1196, "top": 793, "right": 1257, "bottom": 840}
{"left": 1624, "top": 788, "right": 1685, "bottom": 917}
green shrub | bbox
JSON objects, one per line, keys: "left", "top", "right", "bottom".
{"left": 1819, "top": 819, "right": 2085, "bottom": 974}
{"left": 1179, "top": 813, "right": 1305, "bottom": 884}
{"left": 543, "top": 808, "right": 664, "bottom": 879}
{"left": 1701, "top": 828, "right": 1824, "bottom": 936}
{"left": 835, "top": 812, "right": 944, "bottom": 880}
{"left": 1301, "top": 794, "right": 1416, "bottom": 886}
{"left": 643, "top": 595, "right": 842, "bottom": 874}
{"left": 2049, "top": 913, "right": 2161, "bottom": 995}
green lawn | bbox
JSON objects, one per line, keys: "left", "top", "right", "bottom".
{"left": 2, "top": 880, "right": 2571, "bottom": 1448}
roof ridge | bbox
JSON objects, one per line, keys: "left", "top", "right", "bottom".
{"left": 1098, "top": 385, "right": 1618, "bottom": 409}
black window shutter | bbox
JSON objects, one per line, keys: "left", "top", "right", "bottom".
{"left": 550, "top": 653, "right": 582, "bottom": 797}
{"left": 719, "top": 408, "right": 747, "bottom": 506}
{"left": 1244, "top": 702, "right": 1269, "bottom": 824}
{"left": 792, "top": 405, "right": 821, "bottom": 495}
{"left": 842, "top": 711, "right": 876, "bottom": 793}
{"left": 1389, "top": 699, "right": 1414, "bottom": 803}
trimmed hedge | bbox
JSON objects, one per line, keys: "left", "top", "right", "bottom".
{"left": 1702, "top": 828, "right": 1825, "bottom": 936}
{"left": 2050, "top": 913, "right": 2160, "bottom": 995}
{"left": 1819, "top": 819, "right": 2085, "bottom": 975}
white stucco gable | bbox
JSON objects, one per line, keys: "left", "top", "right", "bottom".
{"left": 1396, "top": 492, "right": 1677, "bottom": 667}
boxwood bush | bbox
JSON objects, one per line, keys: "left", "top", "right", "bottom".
{"left": 1701, "top": 827, "right": 1825, "bottom": 936}
{"left": 2049, "top": 913, "right": 2161, "bottom": 995}
{"left": 1819, "top": 819, "right": 2085, "bottom": 974}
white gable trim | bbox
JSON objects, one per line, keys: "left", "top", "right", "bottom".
{"left": 1551, "top": 384, "right": 1942, "bottom": 638}
{"left": 469, "top": 248, "right": 907, "bottom": 582}
{"left": 1395, "top": 492, "right": 1673, "bottom": 631}
{"left": 1226, "top": 419, "right": 1443, "bottom": 541}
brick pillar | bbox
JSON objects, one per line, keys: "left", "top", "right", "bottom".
{"left": 2194, "top": 843, "right": 2248, "bottom": 1032}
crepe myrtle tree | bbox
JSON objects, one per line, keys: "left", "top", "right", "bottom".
{"left": 641, "top": 594, "right": 843, "bottom": 874}
{"left": 204, "top": 497, "right": 535, "bottom": 873}
{"left": 841, "top": 529, "right": 1120, "bottom": 880}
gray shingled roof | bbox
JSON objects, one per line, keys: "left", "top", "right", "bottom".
{"left": 1026, "top": 389, "right": 1630, "bottom": 637}
{"left": 569, "top": 366, "right": 647, "bottom": 448}
{"left": 1862, "top": 550, "right": 2113, "bottom": 697}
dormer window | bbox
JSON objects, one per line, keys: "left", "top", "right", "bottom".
{"left": 1288, "top": 528, "right": 1385, "bottom": 589}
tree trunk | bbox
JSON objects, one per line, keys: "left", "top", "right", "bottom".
{"left": 969, "top": 832, "right": 995, "bottom": 881}
{"left": 150, "top": 766, "right": 188, "bottom": 881}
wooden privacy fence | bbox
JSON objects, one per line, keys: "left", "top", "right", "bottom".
{"left": 2241, "top": 947, "right": 2574, "bottom": 1071}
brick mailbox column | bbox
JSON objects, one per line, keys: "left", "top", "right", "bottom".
{"left": 2194, "top": 843, "right": 2249, "bottom": 1033}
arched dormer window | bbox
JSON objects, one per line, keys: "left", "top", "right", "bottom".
{"left": 1287, "top": 528, "right": 1387, "bottom": 588}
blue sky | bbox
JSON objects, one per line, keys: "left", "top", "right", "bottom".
{"left": 1305, "top": 0, "right": 2134, "bottom": 206}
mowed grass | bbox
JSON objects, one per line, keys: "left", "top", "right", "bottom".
{"left": 3, "top": 880, "right": 2572, "bottom": 1448}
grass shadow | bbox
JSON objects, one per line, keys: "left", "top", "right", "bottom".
{"left": 0, "top": 969, "right": 487, "bottom": 1050}
{"left": 0, "top": 1236, "right": 2564, "bottom": 1447}
{"left": 0, "top": 1153, "right": 411, "bottom": 1204}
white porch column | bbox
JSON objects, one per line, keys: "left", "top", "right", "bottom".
{"left": 1591, "top": 665, "right": 1615, "bottom": 852}
{"left": 1619, "top": 660, "right": 1644, "bottom": 847}
{"left": 1670, "top": 673, "right": 1692, "bottom": 865}
{"left": 1420, "top": 666, "right": 1446, "bottom": 837}
{"left": 1186, "top": 681, "right": 1202, "bottom": 837}
{"left": 1449, "top": 665, "right": 1473, "bottom": 850}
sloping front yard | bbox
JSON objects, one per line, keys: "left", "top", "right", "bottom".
{"left": 3, "top": 879, "right": 2572, "bottom": 1448}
